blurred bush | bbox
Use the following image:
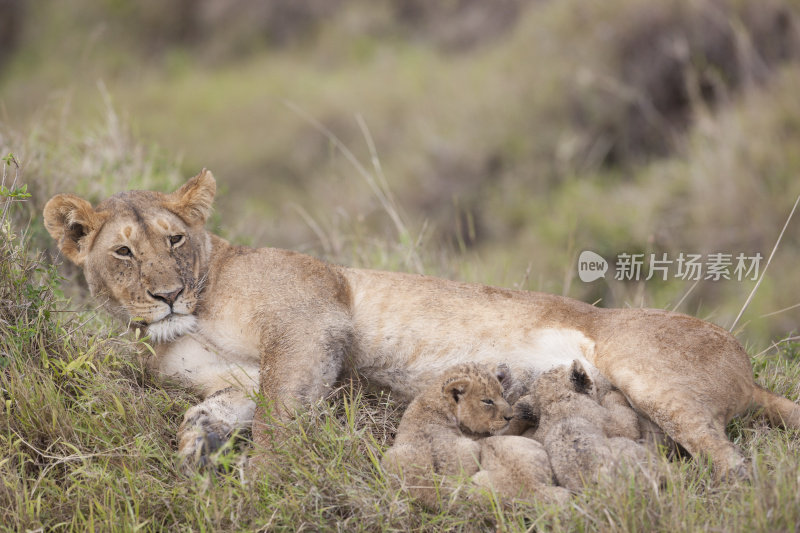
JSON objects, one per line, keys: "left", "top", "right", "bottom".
{"left": 0, "top": 0, "right": 24, "bottom": 69}
{"left": 574, "top": 0, "right": 800, "bottom": 164}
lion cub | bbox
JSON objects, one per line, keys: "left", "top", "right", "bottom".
{"left": 382, "top": 362, "right": 568, "bottom": 508}
{"left": 515, "top": 360, "right": 662, "bottom": 492}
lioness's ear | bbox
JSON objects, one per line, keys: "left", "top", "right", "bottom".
{"left": 443, "top": 376, "right": 472, "bottom": 403}
{"left": 569, "top": 360, "right": 594, "bottom": 395}
{"left": 43, "top": 194, "right": 106, "bottom": 266}
{"left": 165, "top": 168, "right": 216, "bottom": 225}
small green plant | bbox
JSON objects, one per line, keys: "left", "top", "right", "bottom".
{"left": 0, "top": 153, "right": 28, "bottom": 196}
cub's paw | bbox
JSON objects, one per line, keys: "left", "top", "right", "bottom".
{"left": 538, "top": 485, "right": 571, "bottom": 506}
{"left": 177, "top": 406, "right": 233, "bottom": 472}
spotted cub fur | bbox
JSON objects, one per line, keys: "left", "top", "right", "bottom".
{"left": 382, "top": 362, "right": 567, "bottom": 508}
{"left": 515, "top": 360, "right": 663, "bottom": 492}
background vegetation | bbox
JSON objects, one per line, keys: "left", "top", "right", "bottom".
{"left": 1, "top": 0, "right": 800, "bottom": 530}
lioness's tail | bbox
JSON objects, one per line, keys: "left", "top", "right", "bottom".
{"left": 752, "top": 385, "right": 800, "bottom": 428}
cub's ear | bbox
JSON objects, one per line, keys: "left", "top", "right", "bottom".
{"left": 165, "top": 168, "right": 216, "bottom": 225}
{"left": 43, "top": 194, "right": 106, "bottom": 266}
{"left": 495, "top": 363, "right": 517, "bottom": 393}
{"left": 443, "top": 376, "right": 473, "bottom": 403}
{"left": 569, "top": 360, "right": 594, "bottom": 395}
{"left": 495, "top": 363, "right": 509, "bottom": 385}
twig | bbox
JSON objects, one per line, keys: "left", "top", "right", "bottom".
{"left": 11, "top": 429, "right": 140, "bottom": 495}
{"left": 753, "top": 335, "right": 800, "bottom": 359}
{"left": 1, "top": 153, "right": 21, "bottom": 223}
{"left": 759, "top": 302, "right": 800, "bottom": 320}
{"left": 289, "top": 202, "right": 332, "bottom": 254}
{"left": 730, "top": 193, "right": 800, "bottom": 332}
{"left": 356, "top": 114, "right": 424, "bottom": 273}
{"left": 671, "top": 279, "right": 700, "bottom": 312}
{"left": 284, "top": 101, "right": 423, "bottom": 273}
{"left": 514, "top": 261, "right": 533, "bottom": 291}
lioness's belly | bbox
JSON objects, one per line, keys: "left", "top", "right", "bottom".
{"left": 158, "top": 326, "right": 594, "bottom": 404}
{"left": 345, "top": 269, "right": 599, "bottom": 401}
{"left": 354, "top": 327, "right": 596, "bottom": 402}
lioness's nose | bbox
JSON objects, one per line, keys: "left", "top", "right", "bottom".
{"left": 149, "top": 287, "right": 184, "bottom": 306}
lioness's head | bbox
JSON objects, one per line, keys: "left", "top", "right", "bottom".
{"left": 441, "top": 362, "right": 513, "bottom": 436}
{"left": 43, "top": 170, "right": 216, "bottom": 343}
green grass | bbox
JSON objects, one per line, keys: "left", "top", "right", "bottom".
{"left": 2, "top": 124, "right": 800, "bottom": 532}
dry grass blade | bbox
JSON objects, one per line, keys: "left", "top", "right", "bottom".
{"left": 284, "top": 100, "right": 424, "bottom": 274}
{"left": 730, "top": 194, "right": 800, "bottom": 332}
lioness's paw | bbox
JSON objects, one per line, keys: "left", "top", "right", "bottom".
{"left": 177, "top": 407, "right": 233, "bottom": 471}
{"left": 716, "top": 458, "right": 752, "bottom": 484}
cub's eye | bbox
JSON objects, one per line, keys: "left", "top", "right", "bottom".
{"left": 169, "top": 235, "right": 185, "bottom": 247}
{"left": 481, "top": 399, "right": 494, "bottom": 406}
{"left": 114, "top": 246, "right": 132, "bottom": 257}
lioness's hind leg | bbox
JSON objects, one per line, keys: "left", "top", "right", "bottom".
{"left": 596, "top": 314, "right": 754, "bottom": 480}
{"left": 642, "top": 403, "right": 748, "bottom": 481}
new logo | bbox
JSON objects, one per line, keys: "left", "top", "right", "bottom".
{"left": 578, "top": 250, "right": 608, "bottom": 282}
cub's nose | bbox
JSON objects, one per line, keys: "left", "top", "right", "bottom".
{"left": 149, "top": 287, "right": 184, "bottom": 306}
{"left": 503, "top": 414, "right": 513, "bottom": 422}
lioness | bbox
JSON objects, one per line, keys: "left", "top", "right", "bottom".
{"left": 43, "top": 169, "right": 800, "bottom": 479}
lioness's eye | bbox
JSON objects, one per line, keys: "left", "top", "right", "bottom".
{"left": 115, "top": 246, "right": 132, "bottom": 257}
{"left": 482, "top": 399, "right": 494, "bottom": 406}
{"left": 169, "top": 235, "right": 184, "bottom": 246}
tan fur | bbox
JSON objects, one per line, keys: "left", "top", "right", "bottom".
{"left": 381, "top": 363, "right": 566, "bottom": 508}
{"left": 471, "top": 436, "right": 570, "bottom": 506}
{"left": 43, "top": 171, "right": 800, "bottom": 479}
{"left": 514, "top": 361, "right": 640, "bottom": 443}
{"left": 381, "top": 363, "right": 509, "bottom": 508}
{"left": 515, "top": 361, "right": 663, "bottom": 491}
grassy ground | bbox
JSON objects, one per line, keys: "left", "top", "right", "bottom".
{"left": 3, "top": 1, "right": 800, "bottom": 529}
{"left": 1, "top": 125, "right": 800, "bottom": 532}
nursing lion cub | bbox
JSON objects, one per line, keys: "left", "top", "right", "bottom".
{"left": 43, "top": 169, "right": 800, "bottom": 480}
{"left": 515, "top": 361, "right": 663, "bottom": 491}
{"left": 382, "top": 363, "right": 568, "bottom": 508}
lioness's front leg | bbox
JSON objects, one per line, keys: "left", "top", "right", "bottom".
{"left": 177, "top": 387, "right": 256, "bottom": 468}
{"left": 251, "top": 314, "right": 353, "bottom": 451}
